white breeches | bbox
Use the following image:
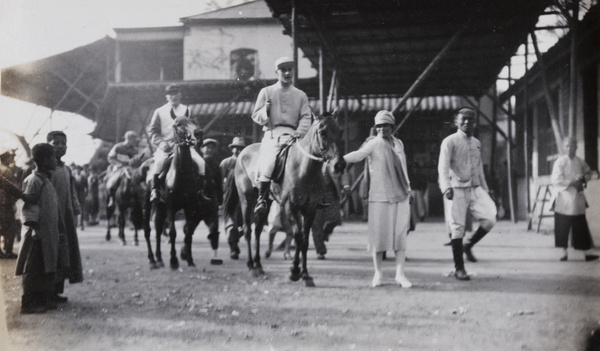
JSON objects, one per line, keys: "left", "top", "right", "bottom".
{"left": 448, "top": 186, "right": 497, "bottom": 239}
{"left": 256, "top": 127, "right": 295, "bottom": 182}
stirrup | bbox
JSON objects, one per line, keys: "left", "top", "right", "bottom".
{"left": 198, "top": 191, "right": 211, "bottom": 203}
{"left": 254, "top": 200, "right": 267, "bottom": 216}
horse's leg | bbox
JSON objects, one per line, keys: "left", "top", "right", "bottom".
{"left": 284, "top": 228, "right": 293, "bottom": 260}
{"left": 243, "top": 201, "right": 256, "bottom": 277}
{"left": 118, "top": 207, "right": 127, "bottom": 246}
{"left": 105, "top": 199, "right": 114, "bottom": 241}
{"left": 143, "top": 195, "right": 157, "bottom": 269}
{"left": 287, "top": 207, "right": 302, "bottom": 282}
{"left": 253, "top": 212, "right": 268, "bottom": 276}
{"left": 180, "top": 213, "right": 200, "bottom": 267}
{"left": 265, "top": 222, "right": 277, "bottom": 259}
{"left": 154, "top": 203, "right": 166, "bottom": 267}
{"left": 301, "top": 210, "right": 316, "bottom": 287}
{"left": 168, "top": 209, "right": 179, "bottom": 270}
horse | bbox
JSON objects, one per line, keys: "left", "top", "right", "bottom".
{"left": 105, "top": 166, "right": 145, "bottom": 246}
{"left": 144, "top": 116, "right": 206, "bottom": 270}
{"left": 224, "top": 111, "right": 346, "bottom": 286}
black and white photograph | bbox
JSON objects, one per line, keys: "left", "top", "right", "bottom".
{"left": 1, "top": 0, "right": 599, "bottom": 350}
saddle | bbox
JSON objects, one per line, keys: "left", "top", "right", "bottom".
{"left": 272, "top": 137, "right": 297, "bottom": 184}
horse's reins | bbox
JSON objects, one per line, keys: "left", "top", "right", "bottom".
{"left": 294, "top": 118, "right": 329, "bottom": 162}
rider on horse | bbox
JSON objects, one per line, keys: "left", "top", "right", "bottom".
{"left": 106, "top": 131, "right": 144, "bottom": 209}
{"left": 149, "top": 84, "right": 209, "bottom": 203}
{"left": 251, "top": 57, "right": 312, "bottom": 218}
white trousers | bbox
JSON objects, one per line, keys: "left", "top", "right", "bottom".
{"left": 151, "top": 148, "right": 205, "bottom": 176}
{"left": 256, "top": 127, "right": 295, "bottom": 182}
{"left": 448, "top": 186, "right": 496, "bottom": 239}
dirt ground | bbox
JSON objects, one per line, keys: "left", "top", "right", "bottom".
{"left": 1, "top": 217, "right": 600, "bottom": 351}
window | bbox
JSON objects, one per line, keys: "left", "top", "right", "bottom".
{"left": 230, "top": 48, "right": 257, "bottom": 81}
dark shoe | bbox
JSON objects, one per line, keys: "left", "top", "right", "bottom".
{"left": 443, "top": 240, "right": 452, "bottom": 246}
{"left": 585, "top": 255, "right": 599, "bottom": 262}
{"left": 464, "top": 245, "right": 477, "bottom": 262}
{"left": 21, "top": 304, "right": 47, "bottom": 314}
{"left": 210, "top": 258, "right": 223, "bottom": 265}
{"left": 454, "top": 268, "right": 471, "bottom": 281}
{"left": 559, "top": 255, "right": 568, "bottom": 261}
{"left": 230, "top": 251, "right": 239, "bottom": 260}
{"left": 53, "top": 295, "right": 68, "bottom": 303}
{"left": 317, "top": 253, "right": 326, "bottom": 260}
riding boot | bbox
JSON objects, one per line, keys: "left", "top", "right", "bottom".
{"left": 150, "top": 175, "right": 162, "bottom": 203}
{"left": 464, "top": 227, "right": 489, "bottom": 262}
{"left": 197, "top": 175, "right": 212, "bottom": 203}
{"left": 451, "top": 238, "right": 470, "bottom": 281}
{"left": 107, "top": 187, "right": 116, "bottom": 209}
{"left": 254, "top": 181, "right": 270, "bottom": 217}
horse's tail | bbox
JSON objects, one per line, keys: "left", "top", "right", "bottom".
{"left": 222, "top": 172, "right": 239, "bottom": 222}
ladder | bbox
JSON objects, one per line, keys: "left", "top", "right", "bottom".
{"left": 527, "top": 183, "right": 553, "bottom": 233}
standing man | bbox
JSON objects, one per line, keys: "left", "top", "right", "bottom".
{"left": 0, "top": 149, "right": 20, "bottom": 259}
{"left": 200, "top": 138, "right": 224, "bottom": 265}
{"left": 251, "top": 56, "right": 312, "bottom": 218}
{"left": 148, "top": 84, "right": 208, "bottom": 203}
{"left": 219, "top": 136, "right": 246, "bottom": 259}
{"left": 105, "top": 131, "right": 143, "bottom": 208}
{"left": 438, "top": 107, "right": 497, "bottom": 281}
{"left": 47, "top": 131, "right": 84, "bottom": 302}
{"left": 551, "top": 137, "right": 598, "bottom": 262}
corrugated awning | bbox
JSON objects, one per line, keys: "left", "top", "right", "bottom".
{"left": 189, "top": 95, "right": 461, "bottom": 117}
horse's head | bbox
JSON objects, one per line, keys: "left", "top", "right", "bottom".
{"left": 313, "top": 109, "right": 346, "bottom": 173}
{"left": 172, "top": 116, "right": 199, "bottom": 146}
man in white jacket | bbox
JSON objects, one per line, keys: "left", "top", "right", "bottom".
{"left": 438, "top": 107, "right": 497, "bottom": 280}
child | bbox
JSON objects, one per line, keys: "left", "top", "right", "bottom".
{"left": 15, "top": 143, "right": 60, "bottom": 314}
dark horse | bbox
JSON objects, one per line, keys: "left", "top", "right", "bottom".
{"left": 105, "top": 166, "right": 145, "bottom": 246}
{"left": 144, "top": 116, "right": 206, "bottom": 270}
{"left": 224, "top": 111, "right": 346, "bottom": 286}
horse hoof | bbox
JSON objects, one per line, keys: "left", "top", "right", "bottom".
{"left": 230, "top": 252, "right": 239, "bottom": 260}
{"left": 255, "top": 267, "right": 265, "bottom": 275}
{"left": 134, "top": 240, "right": 139, "bottom": 246}
{"left": 248, "top": 269, "right": 258, "bottom": 279}
{"left": 120, "top": 240, "right": 126, "bottom": 246}
{"left": 187, "top": 261, "right": 196, "bottom": 267}
{"left": 157, "top": 261, "right": 165, "bottom": 268}
{"left": 106, "top": 234, "right": 111, "bottom": 241}
{"left": 303, "top": 276, "right": 315, "bottom": 287}
{"left": 170, "top": 258, "right": 179, "bottom": 270}
{"left": 265, "top": 250, "right": 272, "bottom": 259}
{"left": 283, "top": 252, "right": 291, "bottom": 260}
{"left": 149, "top": 262, "right": 159, "bottom": 270}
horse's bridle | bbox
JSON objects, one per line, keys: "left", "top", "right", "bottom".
{"left": 295, "top": 118, "right": 331, "bottom": 162}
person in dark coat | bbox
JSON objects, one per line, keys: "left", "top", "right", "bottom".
{"left": 16, "top": 143, "right": 60, "bottom": 314}
{"left": 47, "top": 131, "right": 84, "bottom": 303}
{"left": 0, "top": 149, "right": 20, "bottom": 259}
{"left": 219, "top": 136, "right": 245, "bottom": 260}
{"left": 201, "top": 138, "right": 224, "bottom": 265}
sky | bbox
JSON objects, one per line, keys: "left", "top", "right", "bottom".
{"left": 0, "top": 0, "right": 249, "bottom": 165}
{"left": 0, "top": 0, "right": 579, "bottom": 165}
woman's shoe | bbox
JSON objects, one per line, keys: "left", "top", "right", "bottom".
{"left": 585, "top": 255, "right": 599, "bottom": 262}
{"left": 559, "top": 255, "right": 568, "bottom": 261}
{"left": 371, "top": 272, "right": 382, "bottom": 288}
{"left": 395, "top": 274, "right": 412, "bottom": 288}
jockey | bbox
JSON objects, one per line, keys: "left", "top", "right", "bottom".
{"left": 149, "top": 84, "right": 208, "bottom": 203}
{"left": 105, "top": 131, "right": 143, "bottom": 208}
{"left": 251, "top": 57, "right": 312, "bottom": 218}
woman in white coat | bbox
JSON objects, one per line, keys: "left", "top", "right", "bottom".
{"left": 343, "top": 110, "right": 413, "bottom": 288}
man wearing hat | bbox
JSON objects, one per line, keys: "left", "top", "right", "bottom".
{"left": 0, "top": 148, "right": 20, "bottom": 259}
{"left": 251, "top": 56, "right": 312, "bottom": 218}
{"left": 219, "top": 136, "right": 246, "bottom": 259}
{"left": 105, "top": 131, "right": 144, "bottom": 209}
{"left": 438, "top": 107, "right": 497, "bottom": 281}
{"left": 200, "top": 138, "right": 224, "bottom": 265}
{"left": 148, "top": 84, "right": 208, "bottom": 203}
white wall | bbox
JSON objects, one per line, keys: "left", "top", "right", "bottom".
{"left": 183, "top": 22, "right": 316, "bottom": 80}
